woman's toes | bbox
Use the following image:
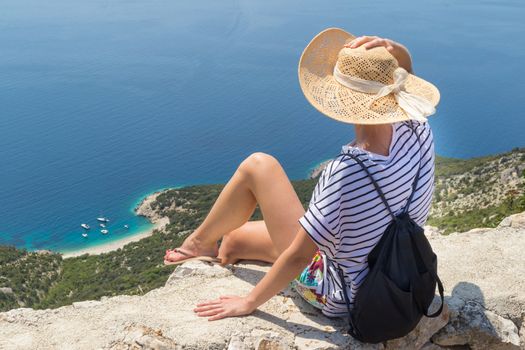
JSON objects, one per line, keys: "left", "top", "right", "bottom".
{"left": 164, "top": 249, "right": 176, "bottom": 258}
{"left": 164, "top": 250, "right": 185, "bottom": 262}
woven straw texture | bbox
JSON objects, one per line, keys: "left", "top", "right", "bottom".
{"left": 298, "top": 28, "right": 440, "bottom": 125}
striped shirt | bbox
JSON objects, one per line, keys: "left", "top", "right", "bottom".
{"left": 298, "top": 120, "right": 435, "bottom": 318}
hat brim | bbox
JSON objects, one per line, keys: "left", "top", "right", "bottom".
{"left": 298, "top": 28, "right": 441, "bottom": 125}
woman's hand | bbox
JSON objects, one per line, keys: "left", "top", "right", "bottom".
{"left": 344, "top": 36, "right": 413, "bottom": 73}
{"left": 193, "top": 228, "right": 318, "bottom": 322}
{"left": 193, "top": 295, "right": 256, "bottom": 321}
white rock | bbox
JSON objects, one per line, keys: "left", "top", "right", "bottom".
{"left": 166, "top": 260, "right": 232, "bottom": 284}
{"left": 430, "top": 226, "right": 525, "bottom": 323}
{"left": 255, "top": 335, "right": 290, "bottom": 350}
{"left": 431, "top": 301, "right": 520, "bottom": 350}
{"left": 73, "top": 300, "right": 102, "bottom": 309}
{"left": 105, "top": 323, "right": 180, "bottom": 350}
{"left": 423, "top": 225, "right": 443, "bottom": 237}
{"left": 501, "top": 168, "right": 518, "bottom": 184}
{"left": 293, "top": 329, "right": 379, "bottom": 350}
{"left": 0, "top": 287, "right": 13, "bottom": 295}
{"left": 463, "top": 227, "right": 493, "bottom": 235}
{"left": 227, "top": 335, "right": 248, "bottom": 350}
{"left": 497, "top": 212, "right": 525, "bottom": 229}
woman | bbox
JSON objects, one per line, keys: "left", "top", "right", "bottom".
{"left": 164, "top": 28, "right": 440, "bottom": 321}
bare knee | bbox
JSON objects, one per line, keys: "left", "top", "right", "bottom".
{"left": 237, "top": 152, "right": 281, "bottom": 179}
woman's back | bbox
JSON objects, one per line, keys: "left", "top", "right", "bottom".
{"left": 298, "top": 120, "right": 435, "bottom": 318}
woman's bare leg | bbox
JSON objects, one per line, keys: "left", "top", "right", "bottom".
{"left": 165, "top": 152, "right": 305, "bottom": 263}
{"left": 217, "top": 220, "right": 278, "bottom": 265}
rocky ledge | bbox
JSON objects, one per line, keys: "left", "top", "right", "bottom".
{"left": 1, "top": 214, "right": 524, "bottom": 350}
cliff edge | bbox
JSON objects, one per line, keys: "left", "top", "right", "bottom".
{"left": 1, "top": 213, "right": 524, "bottom": 349}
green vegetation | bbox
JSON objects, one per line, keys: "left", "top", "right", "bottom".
{"left": 427, "top": 193, "right": 525, "bottom": 234}
{"left": 0, "top": 247, "right": 62, "bottom": 311}
{"left": 430, "top": 148, "right": 525, "bottom": 234}
{"left": 434, "top": 147, "right": 525, "bottom": 177}
{"left": 37, "top": 234, "right": 176, "bottom": 309}
{"left": 0, "top": 148, "right": 523, "bottom": 312}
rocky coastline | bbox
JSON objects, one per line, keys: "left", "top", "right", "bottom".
{"left": 309, "top": 159, "right": 332, "bottom": 179}
{"left": 134, "top": 190, "right": 171, "bottom": 225}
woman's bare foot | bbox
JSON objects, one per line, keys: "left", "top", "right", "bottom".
{"left": 215, "top": 232, "right": 242, "bottom": 266}
{"left": 164, "top": 234, "right": 219, "bottom": 263}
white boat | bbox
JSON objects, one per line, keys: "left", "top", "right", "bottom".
{"left": 99, "top": 223, "right": 106, "bottom": 228}
{"left": 97, "top": 217, "right": 110, "bottom": 223}
{"left": 81, "top": 224, "right": 90, "bottom": 230}
{"left": 82, "top": 233, "right": 88, "bottom": 238}
{"left": 123, "top": 224, "right": 129, "bottom": 229}
{"left": 100, "top": 229, "right": 109, "bottom": 234}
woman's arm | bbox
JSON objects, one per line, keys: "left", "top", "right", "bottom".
{"left": 345, "top": 36, "right": 414, "bottom": 73}
{"left": 245, "top": 227, "right": 318, "bottom": 308}
{"left": 193, "top": 226, "right": 318, "bottom": 321}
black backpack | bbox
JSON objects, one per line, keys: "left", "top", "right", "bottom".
{"left": 334, "top": 121, "right": 445, "bottom": 344}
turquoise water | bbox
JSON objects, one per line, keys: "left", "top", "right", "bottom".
{"left": 1, "top": 0, "right": 524, "bottom": 252}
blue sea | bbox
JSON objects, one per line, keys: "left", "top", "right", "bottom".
{"left": 1, "top": 0, "right": 524, "bottom": 253}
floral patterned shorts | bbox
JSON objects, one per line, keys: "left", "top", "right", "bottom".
{"left": 290, "top": 249, "right": 327, "bottom": 310}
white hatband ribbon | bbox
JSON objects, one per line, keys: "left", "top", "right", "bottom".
{"left": 333, "top": 65, "right": 435, "bottom": 122}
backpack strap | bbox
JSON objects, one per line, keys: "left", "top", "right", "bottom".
{"left": 423, "top": 270, "right": 445, "bottom": 317}
{"left": 402, "top": 120, "right": 424, "bottom": 214}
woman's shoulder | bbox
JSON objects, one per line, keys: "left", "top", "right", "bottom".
{"left": 399, "top": 120, "right": 433, "bottom": 135}
{"left": 394, "top": 120, "right": 432, "bottom": 139}
{"left": 385, "top": 120, "right": 434, "bottom": 155}
{"left": 320, "top": 120, "right": 434, "bottom": 179}
{"left": 317, "top": 153, "right": 361, "bottom": 189}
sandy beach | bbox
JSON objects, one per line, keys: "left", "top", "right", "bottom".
{"left": 61, "top": 190, "right": 170, "bottom": 258}
{"left": 61, "top": 217, "right": 169, "bottom": 258}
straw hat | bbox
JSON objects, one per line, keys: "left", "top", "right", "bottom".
{"left": 298, "top": 28, "right": 440, "bottom": 125}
